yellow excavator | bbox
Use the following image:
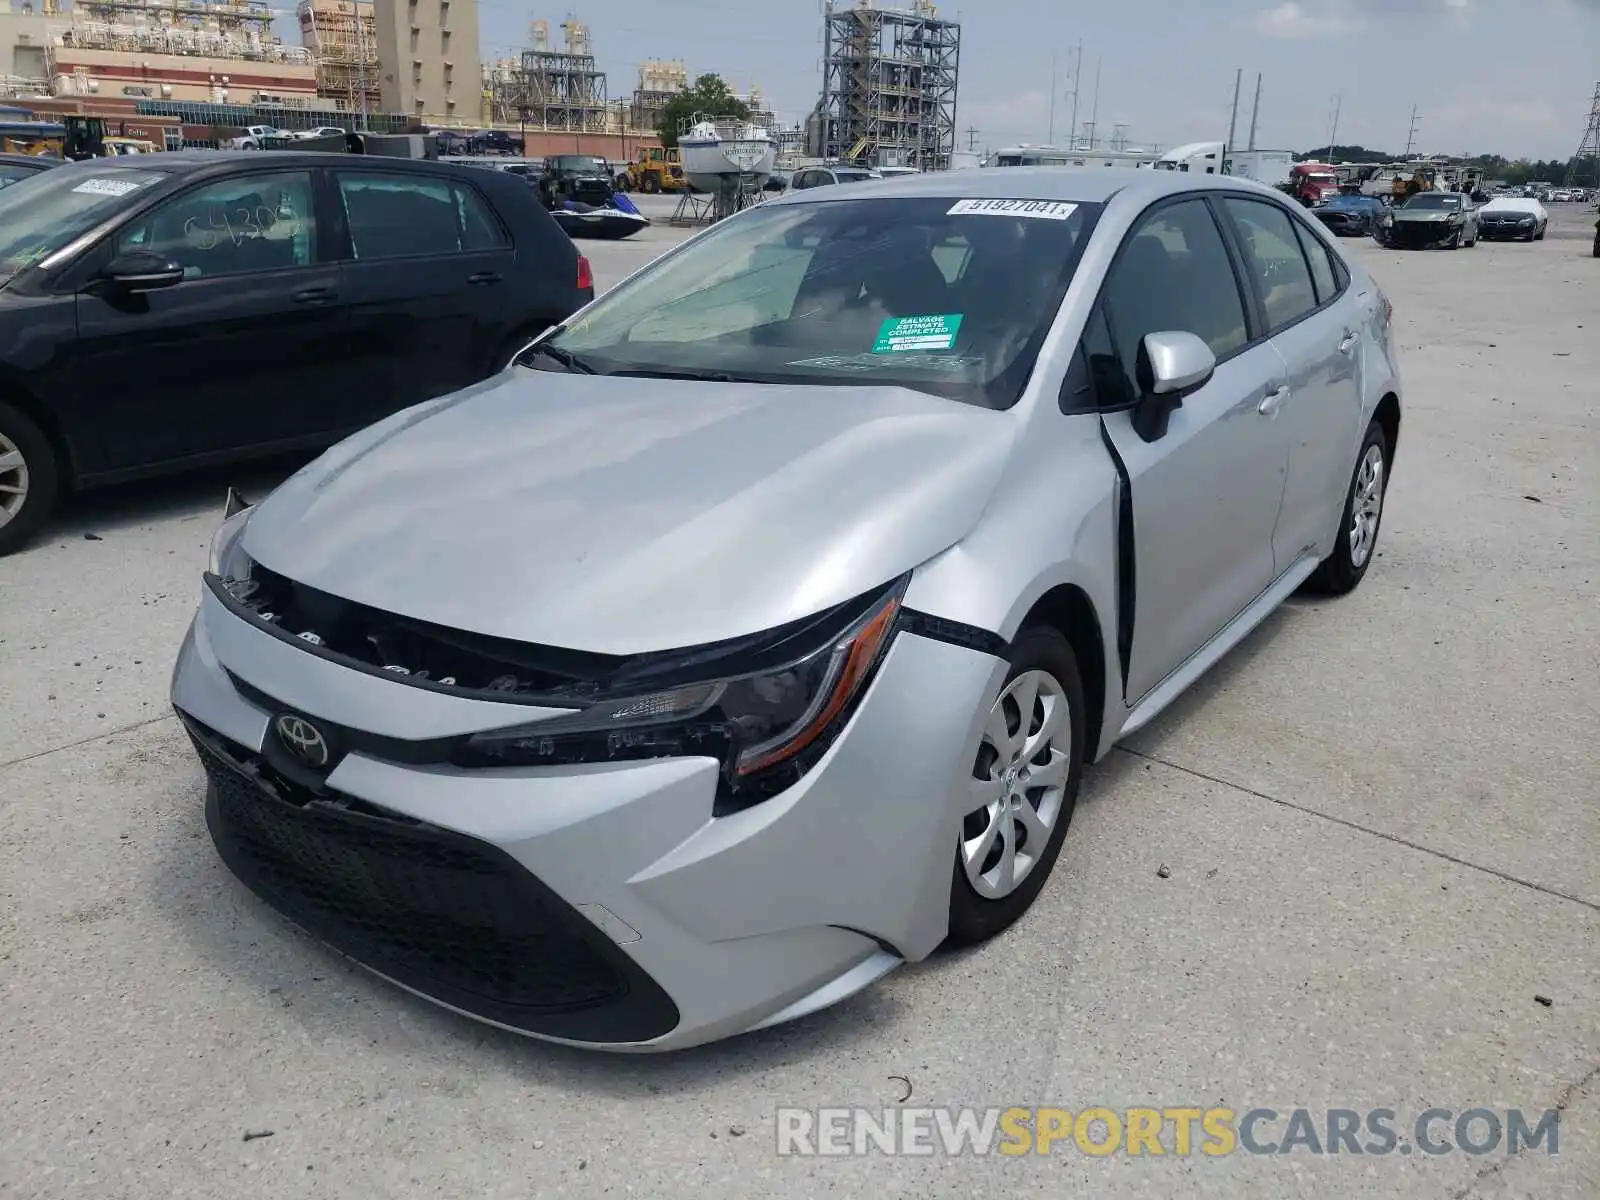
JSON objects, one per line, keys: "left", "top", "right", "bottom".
{"left": 623, "top": 146, "right": 686, "bottom": 193}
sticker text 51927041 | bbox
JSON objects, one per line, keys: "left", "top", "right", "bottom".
{"left": 947, "top": 198, "right": 1078, "bottom": 221}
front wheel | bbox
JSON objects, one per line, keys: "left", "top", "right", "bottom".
{"left": 1305, "top": 419, "right": 1389, "bottom": 596}
{"left": 0, "top": 399, "right": 60, "bottom": 556}
{"left": 946, "top": 626, "right": 1085, "bottom": 947}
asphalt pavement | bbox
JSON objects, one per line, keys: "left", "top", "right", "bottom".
{"left": 1, "top": 196, "right": 1595, "bottom": 1200}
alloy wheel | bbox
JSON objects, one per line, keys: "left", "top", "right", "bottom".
{"left": 961, "top": 669, "right": 1073, "bottom": 901}
{"left": 0, "top": 431, "right": 28, "bottom": 531}
{"left": 1349, "top": 443, "right": 1385, "bottom": 569}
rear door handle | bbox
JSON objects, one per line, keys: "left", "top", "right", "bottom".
{"left": 1259, "top": 386, "right": 1289, "bottom": 416}
{"left": 1339, "top": 331, "right": 1360, "bottom": 354}
{"left": 291, "top": 286, "right": 334, "bottom": 305}
{"left": 467, "top": 271, "right": 502, "bottom": 285}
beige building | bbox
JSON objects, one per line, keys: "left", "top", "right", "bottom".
{"left": 372, "top": 0, "right": 479, "bottom": 121}
{"left": 0, "top": 2, "right": 56, "bottom": 92}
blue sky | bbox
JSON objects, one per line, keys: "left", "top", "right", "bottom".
{"left": 452, "top": 0, "right": 1599, "bottom": 159}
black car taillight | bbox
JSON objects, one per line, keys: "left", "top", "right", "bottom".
{"left": 576, "top": 253, "right": 594, "bottom": 292}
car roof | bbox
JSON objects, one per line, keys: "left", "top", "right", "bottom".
{"left": 769, "top": 164, "right": 1286, "bottom": 209}
{"left": 52, "top": 150, "right": 466, "bottom": 177}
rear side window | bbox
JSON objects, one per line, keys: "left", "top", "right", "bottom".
{"left": 337, "top": 171, "right": 507, "bottom": 260}
{"left": 456, "top": 185, "right": 508, "bottom": 251}
{"left": 1222, "top": 197, "right": 1319, "bottom": 332}
{"left": 1292, "top": 220, "right": 1339, "bottom": 305}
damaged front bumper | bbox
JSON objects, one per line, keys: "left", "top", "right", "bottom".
{"left": 1381, "top": 221, "right": 1465, "bottom": 249}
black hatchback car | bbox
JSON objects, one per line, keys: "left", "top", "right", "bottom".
{"left": 0, "top": 152, "right": 594, "bottom": 553}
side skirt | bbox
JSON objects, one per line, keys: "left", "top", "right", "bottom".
{"left": 1117, "top": 552, "right": 1321, "bottom": 740}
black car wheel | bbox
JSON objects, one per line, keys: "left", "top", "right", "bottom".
{"left": 0, "top": 398, "right": 61, "bottom": 556}
{"left": 947, "top": 625, "right": 1084, "bottom": 947}
{"left": 1306, "top": 419, "right": 1389, "bottom": 596}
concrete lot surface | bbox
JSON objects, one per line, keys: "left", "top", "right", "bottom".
{"left": 1, "top": 197, "right": 1596, "bottom": 1199}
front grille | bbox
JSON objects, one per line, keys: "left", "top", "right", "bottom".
{"left": 215, "top": 564, "right": 622, "bottom": 701}
{"left": 1389, "top": 224, "right": 1456, "bottom": 248}
{"left": 188, "top": 721, "right": 679, "bottom": 1041}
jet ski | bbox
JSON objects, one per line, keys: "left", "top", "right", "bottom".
{"left": 550, "top": 192, "right": 650, "bottom": 241}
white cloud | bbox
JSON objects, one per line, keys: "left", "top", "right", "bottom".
{"left": 1250, "top": 2, "right": 1361, "bottom": 38}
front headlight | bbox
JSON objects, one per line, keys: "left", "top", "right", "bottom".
{"left": 207, "top": 504, "right": 254, "bottom": 578}
{"left": 457, "top": 576, "right": 908, "bottom": 814}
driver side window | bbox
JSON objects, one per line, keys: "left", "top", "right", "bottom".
{"left": 115, "top": 171, "right": 317, "bottom": 279}
{"left": 1100, "top": 197, "right": 1248, "bottom": 402}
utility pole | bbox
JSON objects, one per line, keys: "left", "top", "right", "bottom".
{"left": 1067, "top": 39, "right": 1083, "bottom": 152}
{"left": 1226, "top": 67, "right": 1242, "bottom": 152}
{"left": 1048, "top": 52, "right": 1056, "bottom": 145}
{"left": 1085, "top": 54, "right": 1101, "bottom": 149}
{"left": 1247, "top": 72, "right": 1262, "bottom": 151}
{"left": 965, "top": 125, "right": 980, "bottom": 151}
{"left": 1404, "top": 105, "right": 1420, "bottom": 157}
{"left": 1326, "top": 94, "right": 1341, "bottom": 163}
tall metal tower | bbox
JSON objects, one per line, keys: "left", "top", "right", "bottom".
{"left": 819, "top": 0, "right": 961, "bottom": 170}
{"left": 1565, "top": 83, "right": 1600, "bottom": 188}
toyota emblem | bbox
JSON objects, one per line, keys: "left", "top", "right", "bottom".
{"left": 274, "top": 713, "right": 330, "bottom": 768}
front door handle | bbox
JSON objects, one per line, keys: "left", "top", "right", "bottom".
{"left": 1259, "top": 386, "right": 1289, "bottom": 416}
{"left": 466, "top": 271, "right": 502, "bottom": 285}
{"left": 291, "top": 286, "right": 334, "bottom": 305}
{"left": 1338, "top": 331, "right": 1360, "bottom": 354}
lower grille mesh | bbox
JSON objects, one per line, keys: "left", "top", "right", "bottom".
{"left": 193, "top": 731, "right": 628, "bottom": 1014}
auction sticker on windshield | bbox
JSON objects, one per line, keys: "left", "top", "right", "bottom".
{"left": 71, "top": 177, "right": 152, "bottom": 197}
{"left": 947, "top": 198, "right": 1078, "bottom": 220}
{"left": 874, "top": 314, "right": 964, "bottom": 353}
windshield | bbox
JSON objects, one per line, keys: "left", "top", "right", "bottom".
{"left": 1403, "top": 194, "right": 1461, "bottom": 210}
{"left": 543, "top": 195, "right": 1101, "bottom": 408}
{"left": 551, "top": 156, "right": 606, "bottom": 173}
{"left": 0, "top": 164, "right": 168, "bottom": 280}
{"left": 1325, "top": 196, "right": 1370, "bottom": 208}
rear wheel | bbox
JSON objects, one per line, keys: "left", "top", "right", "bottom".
{"left": 946, "top": 626, "right": 1084, "bottom": 947}
{"left": 0, "top": 399, "right": 60, "bottom": 556}
{"left": 642, "top": 173, "right": 661, "bottom": 195}
{"left": 1305, "top": 419, "right": 1389, "bottom": 596}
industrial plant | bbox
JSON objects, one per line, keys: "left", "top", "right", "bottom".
{"left": 0, "top": 0, "right": 969, "bottom": 165}
{"left": 813, "top": 0, "right": 960, "bottom": 170}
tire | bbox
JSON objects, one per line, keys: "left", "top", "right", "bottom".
{"left": 641, "top": 173, "right": 661, "bottom": 195}
{"left": 0, "top": 399, "right": 61, "bottom": 556}
{"left": 946, "top": 625, "right": 1085, "bottom": 947}
{"left": 1305, "top": 419, "right": 1389, "bottom": 596}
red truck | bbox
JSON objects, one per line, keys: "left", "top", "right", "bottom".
{"left": 1282, "top": 160, "right": 1341, "bottom": 207}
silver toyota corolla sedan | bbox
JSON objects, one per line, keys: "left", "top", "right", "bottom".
{"left": 173, "top": 168, "right": 1402, "bottom": 1052}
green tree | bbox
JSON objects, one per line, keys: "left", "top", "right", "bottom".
{"left": 658, "top": 74, "right": 751, "bottom": 148}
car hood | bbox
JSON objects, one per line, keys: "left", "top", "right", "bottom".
{"left": 241, "top": 371, "right": 1018, "bottom": 654}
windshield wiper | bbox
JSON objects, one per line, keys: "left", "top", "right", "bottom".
{"left": 603, "top": 367, "right": 753, "bottom": 383}
{"left": 523, "top": 340, "right": 598, "bottom": 374}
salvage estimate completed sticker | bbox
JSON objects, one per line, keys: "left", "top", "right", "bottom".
{"left": 947, "top": 198, "right": 1079, "bottom": 220}
{"left": 873, "top": 314, "right": 964, "bottom": 353}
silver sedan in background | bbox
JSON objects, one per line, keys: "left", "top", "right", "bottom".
{"left": 173, "top": 168, "right": 1402, "bottom": 1051}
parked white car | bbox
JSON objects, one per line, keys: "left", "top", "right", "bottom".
{"left": 228, "top": 125, "right": 289, "bottom": 150}
{"left": 1476, "top": 196, "right": 1549, "bottom": 241}
{"left": 292, "top": 127, "right": 347, "bottom": 141}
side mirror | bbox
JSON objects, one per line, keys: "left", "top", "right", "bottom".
{"left": 1131, "top": 331, "right": 1216, "bottom": 443}
{"left": 101, "top": 251, "right": 185, "bottom": 291}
